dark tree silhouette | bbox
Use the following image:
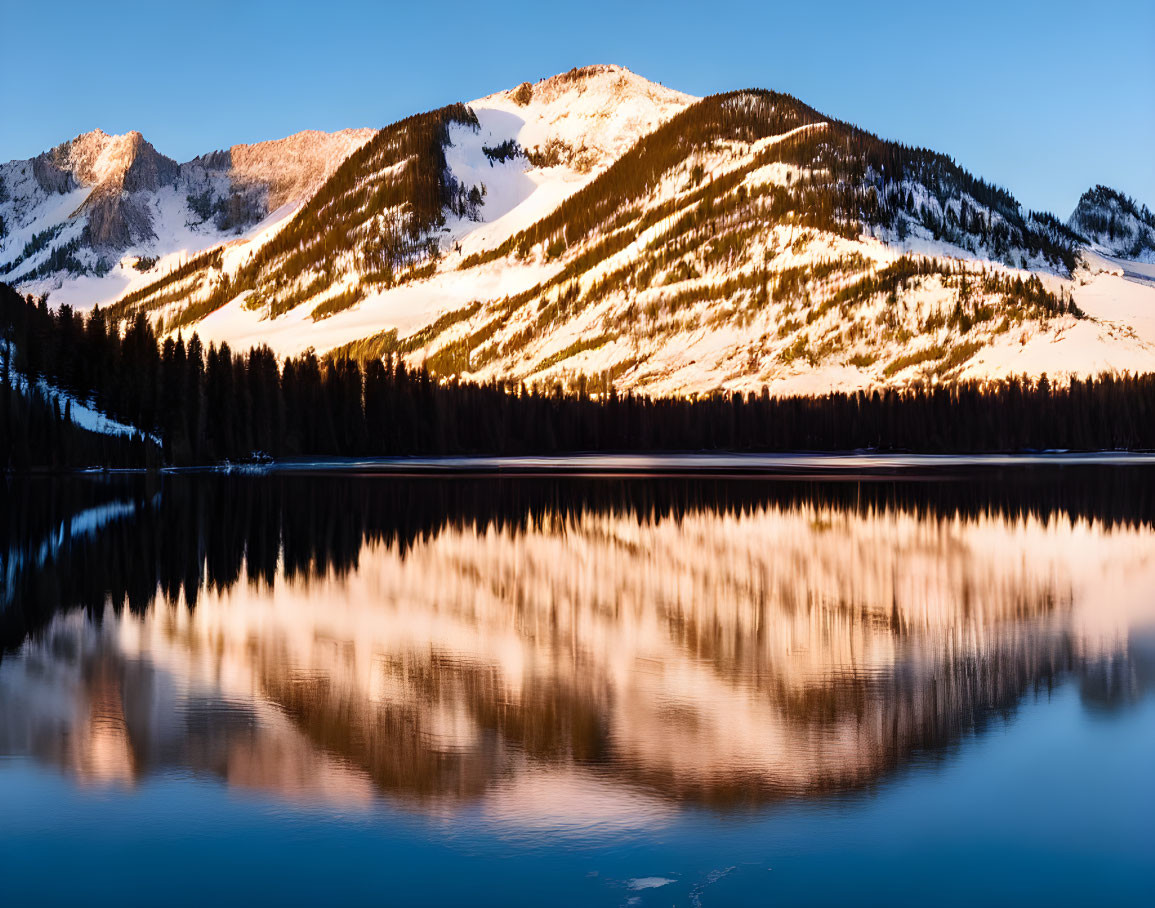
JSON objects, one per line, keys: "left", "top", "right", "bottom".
{"left": 3, "top": 281, "right": 1155, "bottom": 470}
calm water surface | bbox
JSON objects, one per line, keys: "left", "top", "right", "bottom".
{"left": 2, "top": 469, "right": 1153, "bottom": 906}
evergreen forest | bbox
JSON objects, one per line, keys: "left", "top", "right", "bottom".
{"left": 3, "top": 282, "right": 1154, "bottom": 470}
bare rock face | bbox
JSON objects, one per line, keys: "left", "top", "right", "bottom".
{"left": 180, "top": 128, "right": 376, "bottom": 233}
{"left": 189, "top": 148, "right": 233, "bottom": 172}
{"left": 82, "top": 190, "right": 155, "bottom": 247}
{"left": 2, "top": 124, "right": 375, "bottom": 284}
{"left": 29, "top": 130, "right": 181, "bottom": 248}
{"left": 77, "top": 132, "right": 178, "bottom": 247}
{"left": 32, "top": 155, "right": 77, "bottom": 194}
{"left": 118, "top": 132, "right": 180, "bottom": 193}
{"left": 39, "top": 129, "right": 178, "bottom": 192}
{"left": 195, "top": 128, "right": 377, "bottom": 211}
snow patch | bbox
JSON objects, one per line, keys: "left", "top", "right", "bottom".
{"left": 626, "top": 878, "right": 676, "bottom": 891}
{"left": 2, "top": 342, "right": 157, "bottom": 442}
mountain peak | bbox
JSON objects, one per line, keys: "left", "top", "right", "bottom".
{"left": 474, "top": 64, "right": 695, "bottom": 171}
{"left": 37, "top": 128, "right": 178, "bottom": 193}
{"left": 1069, "top": 184, "right": 1155, "bottom": 262}
{"left": 496, "top": 63, "right": 690, "bottom": 108}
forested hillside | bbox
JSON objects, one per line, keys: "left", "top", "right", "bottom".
{"left": 105, "top": 105, "right": 484, "bottom": 332}
{"left": 5, "top": 282, "right": 1155, "bottom": 471}
{"left": 1, "top": 284, "right": 159, "bottom": 468}
{"left": 94, "top": 70, "right": 1130, "bottom": 397}
{"left": 6, "top": 66, "right": 1155, "bottom": 404}
{"left": 391, "top": 88, "right": 1086, "bottom": 391}
{"left": 463, "top": 89, "right": 1079, "bottom": 271}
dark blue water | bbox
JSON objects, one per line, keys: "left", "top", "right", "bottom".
{"left": 1, "top": 471, "right": 1153, "bottom": 906}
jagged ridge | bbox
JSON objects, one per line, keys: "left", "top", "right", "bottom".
{"left": 1068, "top": 185, "right": 1155, "bottom": 262}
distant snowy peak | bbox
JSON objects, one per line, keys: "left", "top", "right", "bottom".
{"left": 1068, "top": 185, "right": 1155, "bottom": 263}
{"left": 26, "top": 126, "right": 375, "bottom": 205}
{"left": 35, "top": 128, "right": 179, "bottom": 196}
{"left": 0, "top": 126, "right": 376, "bottom": 293}
{"left": 471, "top": 64, "right": 696, "bottom": 172}
{"left": 0, "top": 128, "right": 184, "bottom": 282}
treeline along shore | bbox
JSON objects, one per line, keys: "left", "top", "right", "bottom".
{"left": 3, "top": 284, "right": 1154, "bottom": 469}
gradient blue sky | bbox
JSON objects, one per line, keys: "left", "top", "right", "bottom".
{"left": 3, "top": 0, "right": 1152, "bottom": 216}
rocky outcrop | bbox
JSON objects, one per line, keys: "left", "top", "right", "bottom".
{"left": 31, "top": 155, "right": 76, "bottom": 194}
{"left": 1, "top": 126, "right": 373, "bottom": 277}
{"left": 195, "top": 128, "right": 376, "bottom": 211}
{"left": 118, "top": 132, "right": 179, "bottom": 193}
{"left": 1069, "top": 184, "right": 1155, "bottom": 262}
{"left": 38, "top": 129, "right": 178, "bottom": 193}
{"left": 63, "top": 131, "right": 180, "bottom": 248}
{"left": 81, "top": 190, "right": 155, "bottom": 247}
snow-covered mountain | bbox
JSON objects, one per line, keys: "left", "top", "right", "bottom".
{"left": 1068, "top": 185, "right": 1155, "bottom": 263}
{"left": 5, "top": 65, "right": 1154, "bottom": 394}
{"left": 0, "top": 126, "right": 374, "bottom": 308}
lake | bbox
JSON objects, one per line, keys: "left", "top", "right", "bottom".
{"left": 2, "top": 464, "right": 1153, "bottom": 906}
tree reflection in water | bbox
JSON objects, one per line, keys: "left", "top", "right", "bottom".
{"left": 1, "top": 470, "right": 1153, "bottom": 819}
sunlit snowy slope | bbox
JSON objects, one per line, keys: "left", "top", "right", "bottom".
{"left": 0, "top": 127, "right": 374, "bottom": 309}
{"left": 5, "top": 65, "right": 1153, "bottom": 394}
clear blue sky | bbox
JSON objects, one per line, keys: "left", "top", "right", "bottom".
{"left": 3, "top": 0, "right": 1152, "bottom": 217}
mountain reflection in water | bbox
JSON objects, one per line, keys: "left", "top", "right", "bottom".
{"left": 1, "top": 471, "right": 1153, "bottom": 826}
